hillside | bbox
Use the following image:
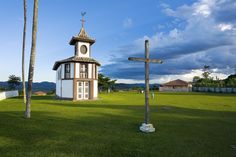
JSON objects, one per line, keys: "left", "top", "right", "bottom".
{"left": 0, "top": 81, "right": 161, "bottom": 92}
{"left": 115, "top": 83, "right": 161, "bottom": 90}
{"left": 0, "top": 81, "right": 56, "bottom": 92}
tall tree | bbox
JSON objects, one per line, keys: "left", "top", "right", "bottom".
{"left": 98, "top": 73, "right": 116, "bottom": 92}
{"left": 7, "top": 75, "right": 21, "bottom": 90}
{"left": 193, "top": 76, "right": 200, "bottom": 83}
{"left": 22, "top": 0, "right": 27, "bottom": 103}
{"left": 25, "top": 0, "right": 39, "bottom": 118}
{"left": 202, "top": 65, "right": 211, "bottom": 79}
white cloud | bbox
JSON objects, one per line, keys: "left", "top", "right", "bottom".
{"left": 102, "top": 0, "right": 236, "bottom": 83}
{"left": 160, "top": 3, "right": 170, "bottom": 9}
{"left": 161, "top": 0, "right": 222, "bottom": 21}
{"left": 123, "top": 18, "right": 133, "bottom": 28}
{"left": 193, "top": 0, "right": 215, "bottom": 17}
{"left": 116, "top": 69, "right": 229, "bottom": 84}
{"left": 116, "top": 79, "right": 144, "bottom": 84}
{"left": 169, "top": 28, "right": 181, "bottom": 39}
{"left": 218, "top": 23, "right": 233, "bottom": 31}
{"left": 154, "top": 69, "right": 228, "bottom": 83}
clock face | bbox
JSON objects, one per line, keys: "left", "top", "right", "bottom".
{"left": 80, "top": 45, "right": 87, "bottom": 54}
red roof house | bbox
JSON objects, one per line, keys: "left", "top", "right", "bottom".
{"left": 159, "top": 79, "right": 192, "bottom": 92}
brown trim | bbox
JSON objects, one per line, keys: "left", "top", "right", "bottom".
{"left": 90, "top": 80, "right": 94, "bottom": 99}
{"left": 69, "top": 36, "right": 95, "bottom": 45}
{"left": 53, "top": 57, "right": 101, "bottom": 71}
{"left": 73, "top": 63, "right": 77, "bottom": 101}
{"left": 75, "top": 78, "right": 98, "bottom": 81}
{"left": 54, "top": 60, "right": 100, "bottom": 71}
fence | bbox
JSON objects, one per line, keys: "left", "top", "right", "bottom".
{"left": 0, "top": 90, "right": 19, "bottom": 100}
{"left": 159, "top": 87, "right": 192, "bottom": 92}
{"left": 192, "top": 87, "right": 236, "bottom": 93}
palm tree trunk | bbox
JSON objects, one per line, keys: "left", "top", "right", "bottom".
{"left": 25, "top": 0, "right": 38, "bottom": 118}
{"left": 22, "top": 0, "right": 27, "bottom": 103}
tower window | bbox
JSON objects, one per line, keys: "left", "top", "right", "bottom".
{"left": 80, "top": 63, "right": 88, "bottom": 78}
{"left": 65, "top": 63, "right": 70, "bottom": 79}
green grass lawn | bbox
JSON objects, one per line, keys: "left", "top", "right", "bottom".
{"left": 0, "top": 92, "right": 236, "bottom": 157}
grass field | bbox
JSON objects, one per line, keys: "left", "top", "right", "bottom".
{"left": 0, "top": 92, "right": 236, "bottom": 157}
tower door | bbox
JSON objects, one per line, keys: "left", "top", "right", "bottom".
{"left": 77, "top": 81, "right": 89, "bottom": 100}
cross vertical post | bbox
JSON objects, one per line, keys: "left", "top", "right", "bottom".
{"left": 128, "top": 39, "right": 163, "bottom": 133}
{"left": 145, "top": 40, "right": 150, "bottom": 124}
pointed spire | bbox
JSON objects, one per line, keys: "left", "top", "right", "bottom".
{"left": 69, "top": 12, "right": 95, "bottom": 45}
{"left": 78, "top": 12, "right": 89, "bottom": 38}
{"left": 78, "top": 27, "right": 88, "bottom": 38}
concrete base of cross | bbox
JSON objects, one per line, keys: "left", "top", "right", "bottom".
{"left": 139, "top": 123, "right": 155, "bottom": 133}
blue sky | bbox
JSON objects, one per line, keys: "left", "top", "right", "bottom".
{"left": 0, "top": 0, "right": 235, "bottom": 83}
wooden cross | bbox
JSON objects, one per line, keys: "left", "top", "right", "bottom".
{"left": 81, "top": 12, "right": 86, "bottom": 28}
{"left": 128, "top": 40, "right": 163, "bottom": 129}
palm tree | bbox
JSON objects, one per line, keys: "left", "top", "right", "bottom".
{"left": 25, "top": 0, "right": 39, "bottom": 118}
{"left": 22, "top": 0, "right": 27, "bottom": 103}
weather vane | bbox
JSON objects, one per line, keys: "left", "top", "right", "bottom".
{"left": 81, "top": 11, "right": 86, "bottom": 28}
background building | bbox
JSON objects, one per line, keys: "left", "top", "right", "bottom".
{"left": 159, "top": 79, "right": 192, "bottom": 92}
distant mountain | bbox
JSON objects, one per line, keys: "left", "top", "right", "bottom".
{"left": 115, "top": 83, "right": 144, "bottom": 90}
{"left": 0, "top": 81, "right": 160, "bottom": 92}
{"left": 0, "top": 81, "right": 56, "bottom": 92}
{"left": 31, "top": 82, "right": 56, "bottom": 92}
{"left": 0, "top": 82, "right": 10, "bottom": 89}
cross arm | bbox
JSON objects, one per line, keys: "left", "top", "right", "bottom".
{"left": 128, "top": 57, "right": 146, "bottom": 62}
{"left": 149, "top": 59, "right": 163, "bottom": 64}
{"left": 128, "top": 57, "right": 163, "bottom": 64}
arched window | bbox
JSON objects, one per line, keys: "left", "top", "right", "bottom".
{"left": 80, "top": 63, "right": 88, "bottom": 78}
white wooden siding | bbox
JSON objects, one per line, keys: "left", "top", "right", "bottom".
{"left": 56, "top": 79, "right": 61, "bottom": 97}
{"left": 88, "top": 64, "right": 92, "bottom": 79}
{"left": 75, "top": 63, "right": 80, "bottom": 78}
{"left": 93, "top": 80, "right": 98, "bottom": 98}
{"left": 70, "top": 63, "right": 74, "bottom": 78}
{"left": 61, "top": 64, "right": 65, "bottom": 79}
{"left": 61, "top": 80, "right": 73, "bottom": 98}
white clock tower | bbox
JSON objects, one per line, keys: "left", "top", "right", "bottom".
{"left": 53, "top": 13, "right": 100, "bottom": 100}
